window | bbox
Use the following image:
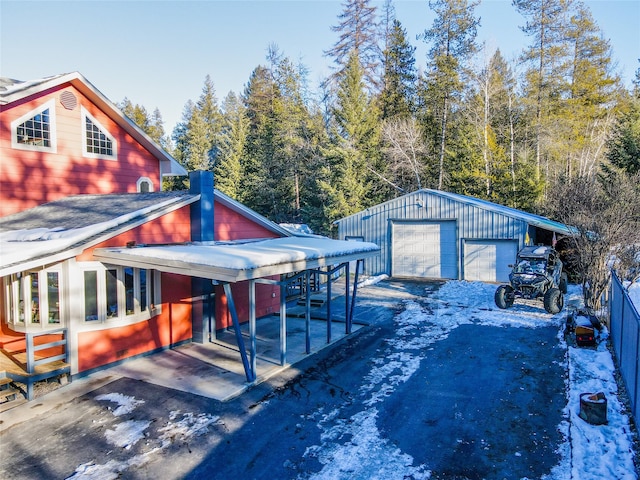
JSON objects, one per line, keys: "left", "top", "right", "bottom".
{"left": 11, "top": 100, "right": 57, "bottom": 153}
{"left": 80, "top": 264, "right": 160, "bottom": 323}
{"left": 81, "top": 107, "right": 117, "bottom": 160}
{"left": 4, "top": 268, "right": 62, "bottom": 329}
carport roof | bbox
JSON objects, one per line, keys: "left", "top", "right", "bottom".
{"left": 93, "top": 237, "right": 381, "bottom": 282}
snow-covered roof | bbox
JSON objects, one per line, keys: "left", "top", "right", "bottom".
{"left": 93, "top": 237, "right": 381, "bottom": 282}
{"left": 0, "top": 72, "right": 186, "bottom": 177}
{"left": 0, "top": 192, "right": 198, "bottom": 276}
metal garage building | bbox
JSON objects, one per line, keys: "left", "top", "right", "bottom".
{"left": 335, "top": 189, "right": 573, "bottom": 283}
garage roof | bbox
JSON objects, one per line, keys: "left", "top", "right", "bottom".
{"left": 425, "top": 190, "right": 575, "bottom": 235}
{"left": 335, "top": 189, "right": 575, "bottom": 236}
{"left": 93, "top": 237, "right": 381, "bottom": 282}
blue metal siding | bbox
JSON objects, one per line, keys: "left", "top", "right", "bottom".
{"left": 337, "top": 191, "right": 529, "bottom": 277}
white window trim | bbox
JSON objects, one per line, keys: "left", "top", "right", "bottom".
{"left": 10, "top": 99, "right": 57, "bottom": 153}
{"left": 3, "top": 266, "right": 64, "bottom": 332}
{"left": 79, "top": 262, "right": 161, "bottom": 331}
{"left": 81, "top": 106, "right": 117, "bottom": 161}
{"left": 136, "top": 176, "right": 154, "bottom": 192}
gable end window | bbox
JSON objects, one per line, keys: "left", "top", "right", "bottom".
{"left": 11, "top": 100, "right": 57, "bottom": 153}
{"left": 81, "top": 107, "right": 117, "bottom": 160}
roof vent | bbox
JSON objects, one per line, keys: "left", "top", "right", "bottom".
{"left": 60, "top": 91, "right": 77, "bottom": 110}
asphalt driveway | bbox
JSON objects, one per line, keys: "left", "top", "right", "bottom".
{"left": 0, "top": 279, "right": 568, "bottom": 479}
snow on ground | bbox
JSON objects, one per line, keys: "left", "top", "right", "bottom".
{"left": 302, "top": 280, "right": 637, "bottom": 480}
{"left": 67, "top": 279, "right": 637, "bottom": 479}
{"left": 66, "top": 400, "right": 222, "bottom": 480}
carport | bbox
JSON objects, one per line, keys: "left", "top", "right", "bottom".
{"left": 94, "top": 236, "right": 380, "bottom": 384}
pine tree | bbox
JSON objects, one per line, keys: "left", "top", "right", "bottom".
{"left": 325, "top": 0, "right": 381, "bottom": 93}
{"left": 379, "top": 18, "right": 417, "bottom": 120}
{"left": 606, "top": 89, "right": 640, "bottom": 175}
{"left": 242, "top": 65, "right": 278, "bottom": 214}
{"left": 185, "top": 107, "right": 212, "bottom": 171}
{"left": 419, "top": 0, "right": 480, "bottom": 190}
{"left": 197, "top": 75, "right": 223, "bottom": 143}
{"left": 213, "top": 92, "right": 249, "bottom": 200}
{"left": 514, "top": 0, "right": 573, "bottom": 182}
{"left": 320, "top": 53, "right": 380, "bottom": 227}
{"left": 466, "top": 49, "right": 539, "bottom": 207}
{"left": 562, "top": 2, "right": 619, "bottom": 178}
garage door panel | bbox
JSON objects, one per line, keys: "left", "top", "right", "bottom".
{"left": 392, "top": 222, "right": 457, "bottom": 279}
{"left": 464, "top": 240, "right": 517, "bottom": 282}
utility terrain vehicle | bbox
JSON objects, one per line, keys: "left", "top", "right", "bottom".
{"left": 494, "top": 246, "right": 568, "bottom": 314}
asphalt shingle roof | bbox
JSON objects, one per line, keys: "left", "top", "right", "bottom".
{"left": 0, "top": 192, "right": 196, "bottom": 232}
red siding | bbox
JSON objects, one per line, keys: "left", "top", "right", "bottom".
{"left": 214, "top": 279, "right": 281, "bottom": 330}
{"left": 0, "top": 84, "right": 162, "bottom": 217}
{"left": 215, "top": 202, "right": 281, "bottom": 241}
{"left": 77, "top": 206, "right": 192, "bottom": 261}
{"left": 77, "top": 272, "right": 192, "bottom": 372}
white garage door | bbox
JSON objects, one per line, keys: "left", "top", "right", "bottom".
{"left": 463, "top": 240, "right": 518, "bottom": 282}
{"left": 391, "top": 221, "right": 457, "bottom": 279}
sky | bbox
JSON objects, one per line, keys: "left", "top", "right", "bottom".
{"left": 1, "top": 0, "right": 639, "bottom": 135}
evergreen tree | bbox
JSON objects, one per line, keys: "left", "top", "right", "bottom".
{"left": 184, "top": 106, "right": 212, "bottom": 171}
{"left": 197, "top": 75, "right": 223, "bottom": 144}
{"left": 241, "top": 48, "right": 327, "bottom": 224}
{"left": 466, "top": 49, "right": 541, "bottom": 207}
{"left": 325, "top": 0, "right": 381, "bottom": 92}
{"left": 213, "top": 92, "right": 249, "bottom": 200}
{"left": 514, "top": 0, "right": 573, "bottom": 182}
{"left": 171, "top": 76, "right": 223, "bottom": 173}
{"left": 419, "top": 0, "right": 480, "bottom": 190}
{"left": 119, "top": 98, "right": 169, "bottom": 148}
{"left": 148, "top": 108, "right": 169, "bottom": 150}
{"left": 242, "top": 65, "right": 278, "bottom": 214}
{"left": 562, "top": 2, "right": 619, "bottom": 178}
{"left": 379, "top": 18, "right": 417, "bottom": 120}
{"left": 320, "top": 53, "right": 380, "bottom": 228}
{"left": 606, "top": 90, "right": 640, "bottom": 175}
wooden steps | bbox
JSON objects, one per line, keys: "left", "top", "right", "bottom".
{"left": 0, "top": 350, "right": 70, "bottom": 401}
{"left": 0, "top": 376, "right": 26, "bottom": 412}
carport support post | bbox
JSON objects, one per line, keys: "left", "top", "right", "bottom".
{"left": 222, "top": 283, "right": 255, "bottom": 383}
{"left": 344, "top": 261, "right": 350, "bottom": 334}
{"left": 306, "top": 271, "right": 311, "bottom": 354}
{"left": 249, "top": 280, "right": 257, "bottom": 377}
{"left": 280, "top": 282, "right": 287, "bottom": 365}
{"left": 348, "top": 259, "right": 362, "bottom": 333}
{"left": 326, "top": 272, "right": 332, "bottom": 344}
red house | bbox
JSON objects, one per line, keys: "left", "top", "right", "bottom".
{"left": 0, "top": 73, "right": 379, "bottom": 401}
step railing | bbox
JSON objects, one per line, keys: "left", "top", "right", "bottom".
{"left": 25, "top": 327, "right": 69, "bottom": 374}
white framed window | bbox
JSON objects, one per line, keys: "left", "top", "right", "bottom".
{"left": 136, "top": 177, "right": 154, "bottom": 192}
{"left": 3, "top": 267, "right": 63, "bottom": 330}
{"left": 10, "top": 99, "right": 57, "bottom": 153}
{"left": 81, "top": 263, "right": 160, "bottom": 324}
{"left": 81, "top": 107, "right": 117, "bottom": 160}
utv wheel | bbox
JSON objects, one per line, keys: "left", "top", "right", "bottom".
{"left": 495, "top": 285, "right": 514, "bottom": 309}
{"left": 544, "top": 287, "right": 564, "bottom": 314}
{"left": 559, "top": 273, "right": 568, "bottom": 294}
